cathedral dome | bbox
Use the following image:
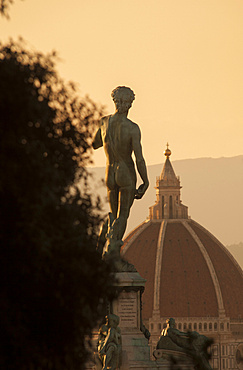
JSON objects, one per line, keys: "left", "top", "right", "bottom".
{"left": 121, "top": 147, "right": 243, "bottom": 324}
{"left": 122, "top": 218, "right": 243, "bottom": 321}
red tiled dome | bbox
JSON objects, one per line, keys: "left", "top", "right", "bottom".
{"left": 121, "top": 219, "right": 243, "bottom": 321}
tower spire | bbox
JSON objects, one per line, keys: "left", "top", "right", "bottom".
{"left": 159, "top": 144, "right": 179, "bottom": 185}
{"left": 149, "top": 144, "right": 188, "bottom": 220}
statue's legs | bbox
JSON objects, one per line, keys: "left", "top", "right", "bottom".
{"left": 102, "top": 344, "right": 118, "bottom": 370}
{"left": 108, "top": 187, "right": 119, "bottom": 220}
{"left": 114, "top": 184, "right": 135, "bottom": 240}
{"left": 106, "top": 164, "right": 136, "bottom": 241}
{"left": 106, "top": 166, "right": 119, "bottom": 219}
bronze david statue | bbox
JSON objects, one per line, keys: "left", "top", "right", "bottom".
{"left": 92, "top": 86, "right": 149, "bottom": 271}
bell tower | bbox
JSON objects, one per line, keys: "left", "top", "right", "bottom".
{"left": 149, "top": 144, "right": 188, "bottom": 220}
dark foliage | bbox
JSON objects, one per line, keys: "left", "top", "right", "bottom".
{"left": 0, "top": 39, "right": 113, "bottom": 369}
{"left": 0, "top": 0, "right": 24, "bottom": 18}
{"left": 1, "top": 0, "right": 14, "bottom": 18}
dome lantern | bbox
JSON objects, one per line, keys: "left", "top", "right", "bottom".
{"left": 149, "top": 144, "right": 188, "bottom": 220}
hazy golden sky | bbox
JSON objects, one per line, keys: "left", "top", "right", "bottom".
{"left": 2, "top": 0, "right": 243, "bottom": 166}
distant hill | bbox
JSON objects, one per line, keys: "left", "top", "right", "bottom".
{"left": 226, "top": 242, "right": 243, "bottom": 270}
{"left": 88, "top": 155, "right": 243, "bottom": 268}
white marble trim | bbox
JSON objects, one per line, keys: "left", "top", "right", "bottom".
{"left": 121, "top": 220, "right": 151, "bottom": 255}
{"left": 153, "top": 220, "right": 167, "bottom": 312}
{"left": 182, "top": 220, "right": 225, "bottom": 316}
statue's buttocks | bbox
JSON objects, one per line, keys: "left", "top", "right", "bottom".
{"left": 101, "top": 115, "right": 137, "bottom": 190}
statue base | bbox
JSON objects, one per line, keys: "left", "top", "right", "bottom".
{"left": 153, "top": 349, "right": 194, "bottom": 369}
{"left": 111, "top": 272, "right": 172, "bottom": 369}
{"left": 111, "top": 272, "right": 150, "bottom": 367}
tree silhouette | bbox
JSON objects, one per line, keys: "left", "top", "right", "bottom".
{"left": 0, "top": 39, "right": 113, "bottom": 369}
{"left": 1, "top": 0, "right": 15, "bottom": 18}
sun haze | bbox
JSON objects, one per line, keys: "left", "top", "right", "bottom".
{"left": 1, "top": 0, "right": 243, "bottom": 166}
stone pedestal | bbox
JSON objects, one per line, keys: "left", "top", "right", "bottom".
{"left": 87, "top": 272, "right": 175, "bottom": 370}
{"left": 153, "top": 349, "right": 194, "bottom": 369}
{"left": 111, "top": 272, "right": 152, "bottom": 369}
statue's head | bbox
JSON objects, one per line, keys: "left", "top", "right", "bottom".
{"left": 111, "top": 86, "right": 135, "bottom": 114}
{"left": 167, "top": 318, "right": 176, "bottom": 327}
{"left": 106, "top": 314, "right": 120, "bottom": 328}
